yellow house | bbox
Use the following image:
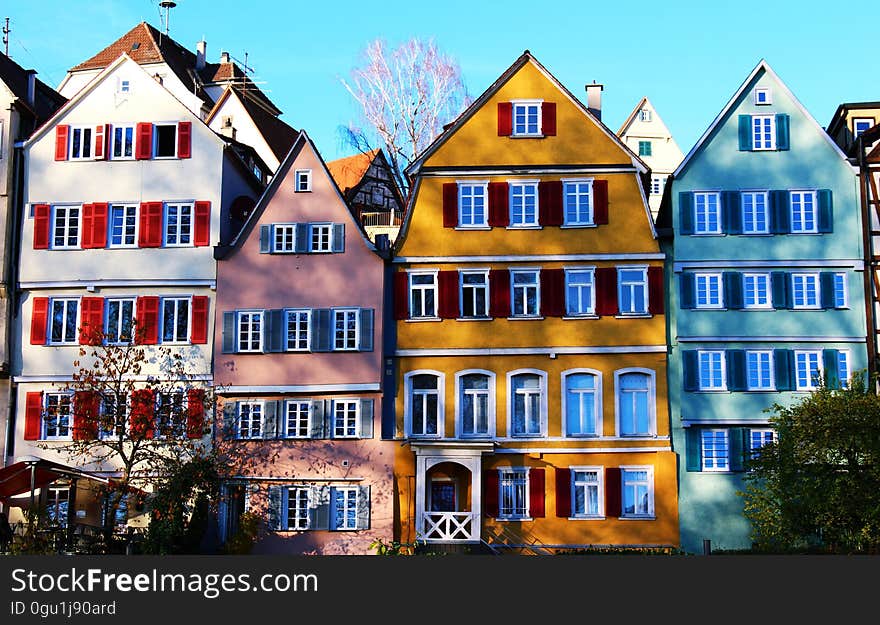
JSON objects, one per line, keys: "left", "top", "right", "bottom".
{"left": 391, "top": 52, "right": 679, "bottom": 552}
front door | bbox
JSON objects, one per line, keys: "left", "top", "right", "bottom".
{"left": 430, "top": 481, "right": 456, "bottom": 512}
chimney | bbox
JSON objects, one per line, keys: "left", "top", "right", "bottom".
{"left": 585, "top": 81, "right": 604, "bottom": 121}
{"left": 220, "top": 51, "right": 230, "bottom": 64}
{"left": 195, "top": 39, "right": 207, "bottom": 70}
{"left": 26, "top": 70, "right": 36, "bottom": 107}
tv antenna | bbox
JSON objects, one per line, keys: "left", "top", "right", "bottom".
{"left": 159, "top": 1, "right": 177, "bottom": 36}
{"left": 3, "top": 18, "right": 10, "bottom": 57}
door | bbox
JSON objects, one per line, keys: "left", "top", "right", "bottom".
{"left": 430, "top": 480, "right": 456, "bottom": 512}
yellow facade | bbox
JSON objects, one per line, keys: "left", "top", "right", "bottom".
{"left": 393, "top": 53, "right": 679, "bottom": 551}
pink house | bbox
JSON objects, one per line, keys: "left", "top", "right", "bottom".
{"left": 213, "top": 131, "right": 392, "bottom": 554}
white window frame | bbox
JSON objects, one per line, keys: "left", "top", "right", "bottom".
{"left": 620, "top": 465, "right": 655, "bottom": 519}
{"left": 743, "top": 272, "right": 772, "bottom": 309}
{"left": 284, "top": 400, "right": 312, "bottom": 438}
{"left": 99, "top": 392, "right": 127, "bottom": 440}
{"left": 332, "top": 308, "right": 359, "bottom": 351}
{"left": 285, "top": 309, "right": 311, "bottom": 351}
{"left": 498, "top": 467, "right": 530, "bottom": 520}
{"left": 853, "top": 117, "right": 875, "bottom": 138}
{"left": 639, "top": 108, "right": 652, "bottom": 122}
{"left": 791, "top": 272, "right": 820, "bottom": 310}
{"left": 286, "top": 486, "right": 311, "bottom": 530}
{"left": 562, "top": 369, "right": 602, "bottom": 438}
{"left": 160, "top": 297, "right": 191, "bottom": 344}
{"left": 294, "top": 169, "right": 312, "bottom": 192}
{"left": 562, "top": 178, "right": 594, "bottom": 226}
{"left": 409, "top": 270, "right": 439, "bottom": 319}
{"left": 331, "top": 399, "right": 360, "bottom": 438}
{"left": 163, "top": 202, "right": 194, "bottom": 247}
{"left": 741, "top": 191, "right": 769, "bottom": 234}
{"left": 794, "top": 349, "right": 823, "bottom": 391}
{"left": 111, "top": 123, "right": 135, "bottom": 160}
{"left": 510, "top": 269, "right": 541, "bottom": 318}
{"left": 701, "top": 429, "right": 730, "bottom": 472}
{"left": 155, "top": 390, "right": 187, "bottom": 439}
{"left": 508, "top": 180, "right": 540, "bottom": 228}
{"left": 454, "top": 369, "right": 495, "bottom": 438}
{"left": 273, "top": 223, "right": 297, "bottom": 253}
{"left": 236, "top": 310, "right": 264, "bottom": 353}
{"left": 694, "top": 272, "right": 723, "bottom": 309}
{"left": 237, "top": 401, "right": 263, "bottom": 439}
{"left": 833, "top": 273, "right": 848, "bottom": 308}
{"left": 565, "top": 268, "right": 595, "bottom": 316}
{"left": 109, "top": 203, "right": 139, "bottom": 248}
{"left": 332, "top": 486, "right": 359, "bottom": 530}
{"left": 752, "top": 115, "right": 776, "bottom": 150}
{"left": 754, "top": 88, "right": 772, "bottom": 105}
{"left": 459, "top": 270, "right": 490, "bottom": 318}
{"left": 48, "top": 298, "right": 80, "bottom": 345}
{"left": 750, "top": 428, "right": 775, "bottom": 458}
{"left": 837, "top": 350, "right": 851, "bottom": 388}
{"left": 506, "top": 369, "right": 548, "bottom": 438}
{"left": 43, "top": 392, "right": 73, "bottom": 440}
{"left": 152, "top": 122, "right": 179, "bottom": 159}
{"left": 790, "top": 190, "right": 818, "bottom": 234}
{"left": 693, "top": 192, "right": 721, "bottom": 235}
{"left": 617, "top": 266, "right": 648, "bottom": 315}
{"left": 511, "top": 99, "right": 542, "bottom": 137}
{"left": 404, "top": 370, "right": 444, "bottom": 438}
{"left": 698, "top": 350, "right": 727, "bottom": 391}
{"left": 614, "top": 368, "right": 656, "bottom": 437}
{"left": 457, "top": 181, "right": 488, "bottom": 228}
{"left": 69, "top": 125, "right": 94, "bottom": 160}
{"left": 746, "top": 350, "right": 775, "bottom": 391}
{"left": 309, "top": 223, "right": 333, "bottom": 253}
{"left": 105, "top": 297, "right": 136, "bottom": 345}
{"left": 570, "top": 466, "right": 604, "bottom": 519}
{"left": 51, "top": 204, "right": 81, "bottom": 249}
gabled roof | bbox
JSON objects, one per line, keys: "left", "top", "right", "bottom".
{"left": 674, "top": 59, "right": 850, "bottom": 178}
{"left": 827, "top": 101, "right": 880, "bottom": 137}
{"left": 405, "top": 50, "right": 649, "bottom": 177}
{"left": 617, "top": 96, "right": 649, "bottom": 136}
{"left": 327, "top": 149, "right": 381, "bottom": 193}
{"left": 0, "top": 52, "right": 66, "bottom": 126}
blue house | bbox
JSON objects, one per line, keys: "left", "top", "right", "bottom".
{"left": 658, "top": 60, "right": 868, "bottom": 553}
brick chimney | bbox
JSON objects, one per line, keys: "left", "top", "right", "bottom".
{"left": 585, "top": 81, "right": 604, "bottom": 121}
{"left": 220, "top": 51, "right": 230, "bottom": 64}
{"left": 195, "top": 39, "right": 207, "bottom": 70}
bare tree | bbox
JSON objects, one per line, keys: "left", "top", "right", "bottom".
{"left": 340, "top": 37, "right": 471, "bottom": 195}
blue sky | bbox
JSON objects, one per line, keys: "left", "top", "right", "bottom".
{"left": 5, "top": 0, "right": 879, "bottom": 162}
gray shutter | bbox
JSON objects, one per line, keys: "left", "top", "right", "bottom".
{"left": 323, "top": 399, "right": 334, "bottom": 439}
{"left": 358, "top": 308, "right": 374, "bottom": 351}
{"left": 221, "top": 311, "right": 236, "bottom": 353}
{"left": 332, "top": 223, "right": 345, "bottom": 253}
{"left": 262, "top": 400, "right": 278, "bottom": 439}
{"left": 222, "top": 401, "right": 238, "bottom": 439}
{"left": 295, "top": 223, "right": 309, "bottom": 253}
{"left": 359, "top": 399, "right": 374, "bottom": 439}
{"left": 685, "top": 427, "right": 702, "bottom": 472}
{"left": 311, "top": 485, "right": 331, "bottom": 530}
{"left": 356, "top": 485, "right": 371, "bottom": 530}
{"left": 266, "top": 309, "right": 285, "bottom": 352}
{"left": 266, "top": 485, "right": 283, "bottom": 530}
{"left": 260, "top": 225, "right": 272, "bottom": 253}
{"left": 311, "top": 309, "right": 332, "bottom": 352}
{"left": 309, "top": 400, "right": 325, "bottom": 439}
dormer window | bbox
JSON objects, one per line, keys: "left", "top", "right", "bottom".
{"left": 754, "top": 88, "right": 771, "bottom": 105}
{"left": 854, "top": 117, "right": 875, "bottom": 138}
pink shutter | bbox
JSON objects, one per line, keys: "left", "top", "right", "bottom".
{"left": 542, "top": 102, "right": 557, "bottom": 136}
{"left": 394, "top": 271, "right": 409, "bottom": 320}
{"left": 79, "top": 297, "right": 104, "bottom": 345}
{"left": 90, "top": 202, "right": 108, "bottom": 248}
{"left": 190, "top": 296, "right": 209, "bottom": 344}
{"left": 555, "top": 467, "right": 571, "bottom": 517}
{"left": 484, "top": 470, "right": 499, "bottom": 517}
{"left": 33, "top": 204, "right": 51, "bottom": 249}
{"left": 177, "top": 121, "right": 192, "bottom": 158}
{"left": 80, "top": 204, "right": 94, "bottom": 249}
{"left": 186, "top": 389, "right": 205, "bottom": 439}
{"left": 30, "top": 297, "right": 49, "bottom": 345}
{"left": 24, "top": 392, "right": 43, "bottom": 440}
{"left": 497, "top": 102, "right": 512, "bottom": 136}
{"left": 94, "top": 125, "right": 105, "bottom": 160}
{"left": 595, "top": 267, "right": 618, "bottom": 316}
{"left": 489, "top": 269, "right": 511, "bottom": 318}
{"left": 194, "top": 201, "right": 211, "bottom": 246}
{"left": 605, "top": 467, "right": 622, "bottom": 517}
{"left": 138, "top": 202, "right": 163, "bottom": 247}
{"left": 135, "top": 296, "right": 160, "bottom": 345}
{"left": 540, "top": 268, "right": 565, "bottom": 317}
{"left": 593, "top": 179, "right": 609, "bottom": 225}
{"left": 529, "top": 468, "right": 545, "bottom": 518}
{"left": 538, "top": 181, "right": 563, "bottom": 226}
{"left": 438, "top": 270, "right": 459, "bottom": 319}
{"left": 648, "top": 266, "right": 665, "bottom": 315}
{"left": 135, "top": 122, "right": 153, "bottom": 160}
{"left": 73, "top": 391, "right": 99, "bottom": 440}
{"left": 487, "top": 182, "right": 509, "bottom": 227}
{"left": 55, "top": 125, "right": 69, "bottom": 161}
{"left": 442, "top": 183, "right": 458, "bottom": 228}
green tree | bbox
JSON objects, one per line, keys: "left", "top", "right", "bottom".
{"left": 741, "top": 372, "right": 880, "bottom": 553}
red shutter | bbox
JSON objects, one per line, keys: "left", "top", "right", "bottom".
{"left": 489, "top": 269, "right": 511, "bottom": 318}
{"left": 595, "top": 267, "right": 618, "bottom": 316}
{"left": 438, "top": 271, "right": 459, "bottom": 319}
{"left": 138, "top": 202, "right": 163, "bottom": 247}
{"left": 79, "top": 297, "right": 104, "bottom": 346}
{"left": 103, "top": 124, "right": 111, "bottom": 159}
{"left": 54, "top": 125, "right": 69, "bottom": 161}
{"left": 190, "top": 296, "right": 209, "bottom": 344}
{"left": 186, "top": 388, "right": 205, "bottom": 438}
{"left": 33, "top": 204, "right": 50, "bottom": 249}
{"left": 194, "top": 200, "right": 211, "bottom": 246}
{"left": 542, "top": 102, "right": 557, "bottom": 136}
{"left": 73, "top": 391, "right": 99, "bottom": 440}
{"left": 24, "top": 392, "right": 43, "bottom": 440}
{"left": 529, "top": 468, "right": 545, "bottom": 518}
{"left": 555, "top": 467, "right": 571, "bottom": 517}
{"left": 487, "top": 182, "right": 509, "bottom": 227}
{"left": 484, "top": 470, "right": 499, "bottom": 517}
{"left": 94, "top": 125, "right": 105, "bottom": 160}
{"left": 648, "top": 266, "right": 665, "bottom": 315}
{"left": 136, "top": 122, "right": 153, "bottom": 160}
{"left": 394, "top": 271, "right": 409, "bottom": 320}
{"left": 593, "top": 179, "right": 609, "bottom": 225}
{"left": 442, "top": 183, "right": 458, "bottom": 228}
{"left": 538, "top": 181, "right": 563, "bottom": 226}
{"left": 91, "top": 202, "right": 108, "bottom": 248}
{"left": 540, "top": 268, "right": 565, "bottom": 317}
{"left": 130, "top": 389, "right": 155, "bottom": 439}
{"left": 80, "top": 204, "right": 94, "bottom": 249}
{"left": 177, "top": 121, "right": 192, "bottom": 159}
{"left": 30, "top": 297, "right": 49, "bottom": 345}
{"left": 605, "top": 467, "right": 622, "bottom": 518}
{"left": 135, "top": 296, "right": 160, "bottom": 345}
{"left": 497, "top": 102, "right": 512, "bottom": 136}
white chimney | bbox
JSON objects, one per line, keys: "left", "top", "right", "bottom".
{"left": 220, "top": 51, "right": 230, "bottom": 64}
{"left": 585, "top": 81, "right": 604, "bottom": 121}
{"left": 26, "top": 70, "right": 36, "bottom": 106}
{"left": 195, "top": 40, "right": 207, "bottom": 70}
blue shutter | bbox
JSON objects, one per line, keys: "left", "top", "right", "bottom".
{"left": 770, "top": 191, "right": 790, "bottom": 234}
{"left": 294, "top": 223, "right": 309, "bottom": 253}
{"left": 685, "top": 427, "right": 702, "bottom": 472}
{"left": 775, "top": 114, "right": 790, "bottom": 151}
{"left": 221, "top": 311, "right": 236, "bottom": 353}
{"left": 721, "top": 191, "right": 742, "bottom": 234}
{"left": 680, "top": 273, "right": 696, "bottom": 309}
{"left": 738, "top": 115, "right": 753, "bottom": 151}
{"left": 259, "top": 225, "right": 271, "bottom": 253}
{"left": 262, "top": 401, "right": 279, "bottom": 439}
{"left": 682, "top": 350, "right": 700, "bottom": 392}
{"left": 771, "top": 272, "right": 790, "bottom": 309}
{"left": 820, "top": 273, "right": 836, "bottom": 309}
{"left": 356, "top": 485, "right": 371, "bottom": 530}
{"left": 727, "top": 349, "right": 747, "bottom": 391}
{"left": 823, "top": 349, "right": 840, "bottom": 389}
{"left": 266, "top": 486, "right": 283, "bottom": 530}
{"left": 679, "top": 192, "right": 694, "bottom": 235}
{"left": 332, "top": 223, "right": 345, "bottom": 252}
{"left": 359, "top": 399, "right": 374, "bottom": 438}
{"left": 774, "top": 349, "right": 794, "bottom": 391}
{"left": 309, "top": 400, "right": 326, "bottom": 438}
{"left": 729, "top": 428, "right": 746, "bottom": 472}
{"left": 817, "top": 189, "right": 833, "bottom": 233}
{"left": 723, "top": 272, "right": 743, "bottom": 309}
{"left": 311, "top": 309, "right": 332, "bottom": 352}
{"left": 358, "top": 308, "right": 374, "bottom": 351}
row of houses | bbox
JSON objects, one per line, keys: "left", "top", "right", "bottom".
{"left": 1, "top": 23, "right": 878, "bottom": 555}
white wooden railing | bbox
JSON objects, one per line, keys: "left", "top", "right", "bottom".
{"left": 420, "top": 511, "right": 478, "bottom": 542}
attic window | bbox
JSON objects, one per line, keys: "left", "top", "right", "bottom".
{"left": 754, "top": 88, "right": 771, "bottom": 105}
{"left": 639, "top": 108, "right": 652, "bottom": 122}
{"left": 295, "top": 170, "right": 312, "bottom": 192}
{"left": 131, "top": 43, "right": 140, "bottom": 51}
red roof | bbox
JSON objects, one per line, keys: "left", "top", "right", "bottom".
{"left": 326, "top": 149, "right": 380, "bottom": 193}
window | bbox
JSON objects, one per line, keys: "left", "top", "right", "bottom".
{"left": 458, "top": 183, "right": 487, "bottom": 227}
{"left": 512, "top": 101, "right": 541, "bottom": 136}
{"left": 565, "top": 269, "right": 595, "bottom": 316}
{"left": 100, "top": 392, "right": 126, "bottom": 440}
{"left": 164, "top": 203, "right": 193, "bottom": 246}
{"left": 69, "top": 126, "right": 93, "bottom": 160}
{"left": 273, "top": 224, "right": 296, "bottom": 253}
{"left": 741, "top": 191, "right": 769, "bottom": 234}
{"left": 618, "top": 267, "right": 648, "bottom": 315}
{"left": 332, "top": 309, "right": 358, "bottom": 350}
{"left": 458, "top": 373, "right": 491, "bottom": 437}
{"left": 750, "top": 429, "right": 775, "bottom": 458}
{"left": 853, "top": 117, "right": 875, "bottom": 138}
{"left": 752, "top": 115, "right": 776, "bottom": 150}
{"left": 154, "top": 123, "right": 177, "bottom": 158}
{"left": 694, "top": 273, "right": 723, "bottom": 309}
{"left": 693, "top": 192, "right": 720, "bottom": 234}
{"left": 791, "top": 273, "right": 820, "bottom": 309}
{"left": 52, "top": 205, "right": 80, "bottom": 249}
{"left": 287, "top": 487, "right": 310, "bottom": 530}
{"left": 111, "top": 124, "right": 135, "bottom": 159}
{"left": 651, "top": 177, "right": 663, "bottom": 195}
{"left": 294, "top": 169, "right": 311, "bottom": 192}
{"left": 237, "top": 311, "right": 263, "bottom": 352}
{"left": 617, "top": 371, "right": 653, "bottom": 436}
{"left": 621, "top": 467, "right": 653, "bottom": 517}
{"left": 499, "top": 469, "right": 529, "bottom": 519}
{"left": 109, "top": 204, "right": 138, "bottom": 247}
{"left": 564, "top": 372, "right": 599, "bottom": 437}
{"left": 754, "top": 88, "right": 771, "bottom": 105}
{"left": 509, "top": 182, "right": 539, "bottom": 227}
{"left": 285, "top": 309, "right": 310, "bottom": 351}
{"left": 698, "top": 350, "right": 726, "bottom": 391}
{"left": 639, "top": 108, "right": 652, "bottom": 122}
{"left": 333, "top": 400, "right": 359, "bottom": 438}
{"left": 563, "top": 180, "right": 593, "bottom": 226}
{"left": 285, "top": 400, "right": 311, "bottom": 438}
{"left": 408, "top": 373, "right": 441, "bottom": 436}
{"left": 638, "top": 140, "right": 652, "bottom": 157}
{"left": 410, "top": 272, "right": 437, "bottom": 318}
{"left": 106, "top": 298, "right": 135, "bottom": 344}
{"left": 161, "top": 297, "right": 190, "bottom": 343}
{"left": 46, "top": 488, "right": 70, "bottom": 527}
{"left": 743, "top": 273, "right": 771, "bottom": 309}
{"left": 746, "top": 351, "right": 774, "bottom": 390}
{"left": 571, "top": 468, "right": 603, "bottom": 517}
{"left": 333, "top": 487, "right": 358, "bottom": 530}
{"left": 460, "top": 271, "right": 489, "bottom": 318}
{"left": 156, "top": 391, "right": 186, "bottom": 438}
{"left": 310, "top": 224, "right": 332, "bottom": 253}
{"left": 237, "top": 402, "right": 263, "bottom": 439}
{"left": 790, "top": 191, "right": 817, "bottom": 233}
{"left": 838, "top": 351, "right": 851, "bottom": 388}
{"left": 44, "top": 393, "right": 72, "bottom": 439}
{"left": 794, "top": 350, "right": 822, "bottom": 391}
{"left": 701, "top": 430, "right": 729, "bottom": 471}
{"left": 50, "top": 298, "right": 79, "bottom": 345}
{"left": 833, "top": 273, "right": 847, "bottom": 308}
{"left": 118, "top": 79, "right": 131, "bottom": 94}
{"left": 511, "top": 270, "right": 540, "bottom": 317}
{"left": 510, "top": 372, "right": 545, "bottom": 437}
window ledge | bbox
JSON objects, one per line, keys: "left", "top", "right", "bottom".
{"left": 496, "top": 517, "right": 534, "bottom": 522}
{"left": 568, "top": 516, "right": 606, "bottom": 521}
{"left": 614, "top": 314, "right": 652, "bottom": 319}
{"left": 456, "top": 317, "right": 492, "bottom": 322}
{"left": 454, "top": 226, "right": 491, "bottom": 231}
{"left": 694, "top": 306, "right": 725, "bottom": 311}
{"left": 507, "top": 134, "right": 545, "bottom": 139}
{"left": 618, "top": 515, "right": 656, "bottom": 521}
{"left": 696, "top": 389, "right": 730, "bottom": 393}
{"left": 745, "top": 388, "right": 778, "bottom": 393}
{"left": 506, "top": 316, "right": 545, "bottom": 321}
{"left": 560, "top": 224, "right": 596, "bottom": 229}
{"left": 505, "top": 225, "right": 542, "bottom": 230}
{"left": 690, "top": 233, "right": 724, "bottom": 237}
{"left": 562, "top": 315, "right": 599, "bottom": 320}
{"left": 405, "top": 317, "right": 442, "bottom": 323}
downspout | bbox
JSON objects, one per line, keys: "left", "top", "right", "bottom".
{"left": 857, "top": 136, "right": 877, "bottom": 380}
